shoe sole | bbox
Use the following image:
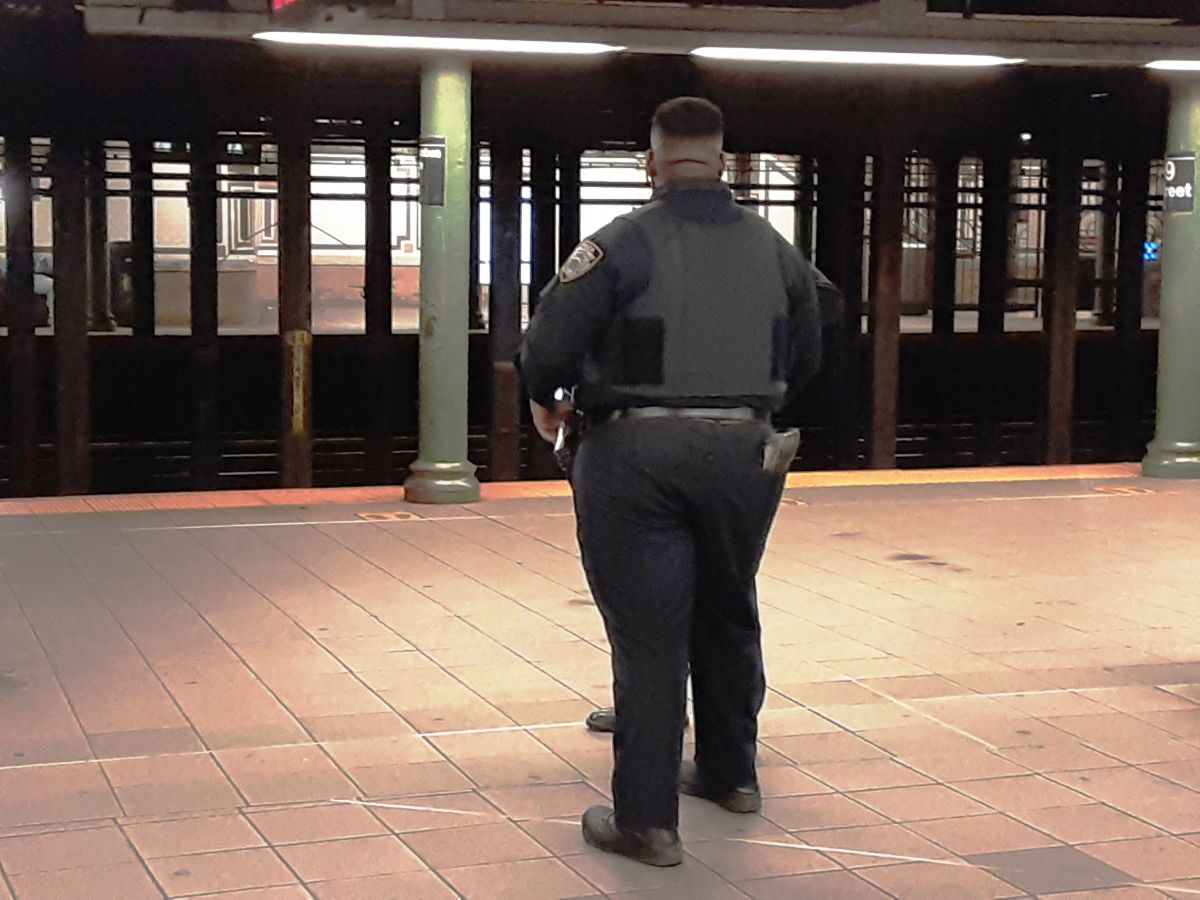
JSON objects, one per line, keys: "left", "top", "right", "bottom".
{"left": 680, "top": 783, "right": 762, "bottom": 814}
{"left": 585, "top": 715, "right": 690, "bottom": 734}
{"left": 582, "top": 829, "right": 683, "bottom": 866}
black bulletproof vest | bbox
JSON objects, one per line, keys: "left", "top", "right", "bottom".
{"left": 581, "top": 198, "right": 790, "bottom": 404}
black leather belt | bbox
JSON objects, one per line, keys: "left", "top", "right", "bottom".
{"left": 606, "top": 406, "right": 765, "bottom": 423}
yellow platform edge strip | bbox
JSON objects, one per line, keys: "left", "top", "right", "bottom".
{"left": 478, "top": 463, "right": 1140, "bottom": 501}
{"left": 781, "top": 462, "right": 1140, "bottom": 490}
{"left": 0, "top": 463, "right": 1142, "bottom": 516}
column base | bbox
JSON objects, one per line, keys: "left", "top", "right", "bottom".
{"left": 404, "top": 458, "right": 481, "bottom": 503}
{"left": 1142, "top": 441, "right": 1200, "bottom": 478}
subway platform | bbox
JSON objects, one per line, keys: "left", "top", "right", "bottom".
{"left": 1, "top": 466, "right": 1200, "bottom": 899}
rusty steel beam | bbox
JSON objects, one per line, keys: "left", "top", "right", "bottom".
{"left": 794, "top": 156, "right": 816, "bottom": 260}
{"left": 364, "top": 126, "right": 396, "bottom": 484}
{"left": 278, "top": 125, "right": 314, "bottom": 488}
{"left": 52, "top": 136, "right": 92, "bottom": 494}
{"left": 1094, "top": 160, "right": 1120, "bottom": 327}
{"left": 977, "top": 151, "right": 1011, "bottom": 339}
{"left": 87, "top": 142, "right": 115, "bottom": 333}
{"left": 816, "top": 154, "right": 866, "bottom": 469}
{"left": 189, "top": 134, "right": 220, "bottom": 489}
{"left": 867, "top": 149, "right": 905, "bottom": 469}
{"left": 1044, "top": 144, "right": 1082, "bottom": 465}
{"left": 930, "top": 150, "right": 960, "bottom": 337}
{"left": 558, "top": 149, "right": 582, "bottom": 264}
{"left": 526, "top": 145, "right": 560, "bottom": 478}
{"left": 488, "top": 141, "right": 524, "bottom": 482}
{"left": 528, "top": 147, "right": 557, "bottom": 315}
{"left": 1116, "top": 154, "right": 1150, "bottom": 460}
{"left": 977, "top": 148, "right": 1011, "bottom": 465}
{"left": 4, "top": 134, "right": 40, "bottom": 496}
{"left": 130, "top": 140, "right": 156, "bottom": 339}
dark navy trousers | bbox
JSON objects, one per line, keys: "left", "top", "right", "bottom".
{"left": 572, "top": 416, "right": 786, "bottom": 830}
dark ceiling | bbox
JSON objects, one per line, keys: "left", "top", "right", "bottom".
{"left": 927, "top": 0, "right": 1198, "bottom": 20}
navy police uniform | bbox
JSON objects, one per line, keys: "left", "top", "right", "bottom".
{"left": 519, "top": 178, "right": 822, "bottom": 832}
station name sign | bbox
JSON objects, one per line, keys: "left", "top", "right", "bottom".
{"left": 1165, "top": 154, "right": 1195, "bottom": 214}
{"left": 419, "top": 137, "right": 447, "bottom": 207}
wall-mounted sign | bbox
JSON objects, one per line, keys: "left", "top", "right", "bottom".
{"left": 419, "top": 136, "right": 446, "bottom": 207}
{"left": 1165, "top": 154, "right": 1195, "bottom": 213}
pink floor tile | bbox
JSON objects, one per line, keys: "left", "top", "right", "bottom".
{"left": 857, "top": 860, "right": 1027, "bottom": 898}
{"left": 146, "top": 847, "right": 297, "bottom": 895}
{"left": 0, "top": 825, "right": 135, "bottom": 874}
{"left": 277, "top": 834, "right": 426, "bottom": 881}
{"left": 123, "top": 813, "right": 265, "bottom": 858}
{"left": 4, "top": 471, "right": 1200, "bottom": 896}
{"left": 0, "top": 764, "right": 121, "bottom": 828}
{"left": 441, "top": 857, "right": 598, "bottom": 899}
{"left": 246, "top": 803, "right": 389, "bottom": 845}
{"left": 6, "top": 862, "right": 162, "bottom": 900}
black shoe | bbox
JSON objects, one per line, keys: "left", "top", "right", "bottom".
{"left": 581, "top": 805, "right": 682, "bottom": 867}
{"left": 585, "top": 708, "right": 617, "bottom": 733}
{"left": 679, "top": 760, "right": 762, "bottom": 813}
{"left": 585, "top": 707, "right": 689, "bottom": 734}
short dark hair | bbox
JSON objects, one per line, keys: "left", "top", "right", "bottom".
{"left": 651, "top": 97, "right": 724, "bottom": 138}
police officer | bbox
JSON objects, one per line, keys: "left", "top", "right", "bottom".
{"left": 518, "top": 97, "right": 822, "bottom": 867}
{"left": 584, "top": 267, "right": 844, "bottom": 737}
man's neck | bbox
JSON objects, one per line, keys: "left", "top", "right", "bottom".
{"left": 654, "top": 178, "right": 727, "bottom": 195}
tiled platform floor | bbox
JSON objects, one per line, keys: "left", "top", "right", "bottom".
{"left": 3, "top": 465, "right": 1200, "bottom": 898}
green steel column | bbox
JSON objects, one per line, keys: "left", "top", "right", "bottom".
{"left": 1144, "top": 78, "right": 1200, "bottom": 477}
{"left": 404, "top": 57, "right": 481, "bottom": 503}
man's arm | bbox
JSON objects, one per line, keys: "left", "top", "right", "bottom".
{"left": 774, "top": 235, "right": 823, "bottom": 394}
{"left": 517, "top": 218, "right": 651, "bottom": 409}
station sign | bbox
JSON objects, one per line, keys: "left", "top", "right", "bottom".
{"left": 1165, "top": 154, "right": 1195, "bottom": 213}
{"left": 419, "top": 136, "right": 447, "bottom": 207}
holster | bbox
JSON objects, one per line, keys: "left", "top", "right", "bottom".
{"left": 762, "top": 428, "right": 801, "bottom": 475}
{"left": 553, "top": 409, "right": 583, "bottom": 478}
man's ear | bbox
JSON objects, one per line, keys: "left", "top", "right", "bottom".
{"left": 717, "top": 150, "right": 728, "bottom": 177}
{"left": 645, "top": 149, "right": 658, "bottom": 182}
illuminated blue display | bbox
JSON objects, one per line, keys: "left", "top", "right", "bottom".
{"left": 1144, "top": 241, "right": 1161, "bottom": 263}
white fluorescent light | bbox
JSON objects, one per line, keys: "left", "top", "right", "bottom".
{"left": 253, "top": 32, "right": 624, "bottom": 54}
{"left": 1146, "top": 60, "right": 1200, "bottom": 71}
{"left": 693, "top": 47, "right": 1023, "bottom": 67}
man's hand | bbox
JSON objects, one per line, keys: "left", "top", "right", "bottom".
{"left": 530, "top": 398, "right": 574, "bottom": 444}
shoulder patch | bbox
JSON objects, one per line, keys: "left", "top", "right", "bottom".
{"left": 558, "top": 240, "right": 605, "bottom": 284}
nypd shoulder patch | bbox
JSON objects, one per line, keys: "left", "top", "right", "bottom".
{"left": 558, "top": 240, "right": 605, "bottom": 284}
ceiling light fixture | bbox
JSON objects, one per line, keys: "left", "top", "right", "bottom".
{"left": 253, "top": 32, "right": 624, "bottom": 55}
{"left": 1146, "top": 60, "right": 1200, "bottom": 71}
{"left": 692, "top": 47, "right": 1024, "bottom": 67}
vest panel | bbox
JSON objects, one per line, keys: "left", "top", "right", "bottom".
{"left": 582, "top": 201, "right": 790, "bottom": 406}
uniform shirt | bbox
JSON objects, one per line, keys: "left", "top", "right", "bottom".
{"left": 518, "top": 178, "right": 823, "bottom": 412}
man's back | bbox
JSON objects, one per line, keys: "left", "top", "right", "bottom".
{"left": 578, "top": 181, "right": 796, "bottom": 407}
